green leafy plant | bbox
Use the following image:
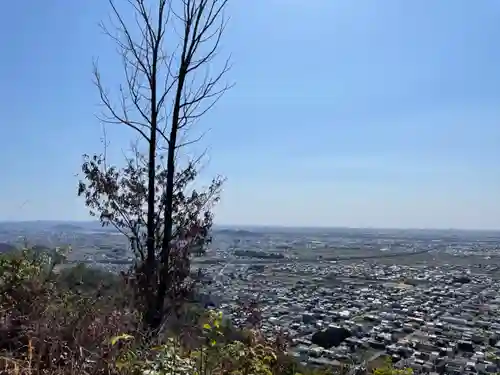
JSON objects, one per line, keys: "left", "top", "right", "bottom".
{"left": 372, "top": 357, "right": 413, "bottom": 375}
{"left": 190, "top": 310, "right": 278, "bottom": 375}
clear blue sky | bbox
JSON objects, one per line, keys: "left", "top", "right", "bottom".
{"left": 1, "top": 0, "right": 499, "bottom": 229}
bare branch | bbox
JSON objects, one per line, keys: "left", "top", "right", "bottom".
{"left": 80, "top": 0, "right": 232, "bottom": 329}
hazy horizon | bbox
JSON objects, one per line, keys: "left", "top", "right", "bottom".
{"left": 0, "top": 219, "right": 499, "bottom": 233}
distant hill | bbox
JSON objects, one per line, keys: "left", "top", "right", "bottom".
{"left": 51, "top": 223, "right": 85, "bottom": 231}
{"left": 0, "top": 221, "right": 115, "bottom": 233}
{"left": 215, "top": 228, "right": 260, "bottom": 237}
{"left": 0, "top": 243, "right": 17, "bottom": 253}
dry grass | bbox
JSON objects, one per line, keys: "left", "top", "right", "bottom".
{"left": 0, "top": 251, "right": 347, "bottom": 375}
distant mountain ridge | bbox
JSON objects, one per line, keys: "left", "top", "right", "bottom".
{"left": 0, "top": 221, "right": 118, "bottom": 233}
{"left": 51, "top": 224, "right": 85, "bottom": 231}
{"left": 0, "top": 221, "right": 499, "bottom": 241}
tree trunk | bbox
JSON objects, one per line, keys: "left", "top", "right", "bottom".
{"left": 154, "top": 71, "right": 186, "bottom": 328}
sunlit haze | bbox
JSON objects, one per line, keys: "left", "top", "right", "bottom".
{"left": 1, "top": 1, "right": 499, "bottom": 229}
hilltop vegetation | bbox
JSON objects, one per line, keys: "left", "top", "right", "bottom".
{"left": 0, "top": 245, "right": 414, "bottom": 375}
{"left": 0, "top": 247, "right": 316, "bottom": 374}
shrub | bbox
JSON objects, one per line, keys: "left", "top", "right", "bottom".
{"left": 0, "top": 248, "right": 139, "bottom": 374}
{"left": 55, "top": 263, "right": 123, "bottom": 296}
{"left": 110, "top": 310, "right": 283, "bottom": 375}
{"left": 372, "top": 358, "right": 413, "bottom": 375}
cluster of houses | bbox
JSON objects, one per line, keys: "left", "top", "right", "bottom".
{"left": 200, "top": 260, "right": 500, "bottom": 374}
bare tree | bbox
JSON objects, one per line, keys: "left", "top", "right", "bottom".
{"left": 77, "top": 0, "right": 231, "bottom": 329}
